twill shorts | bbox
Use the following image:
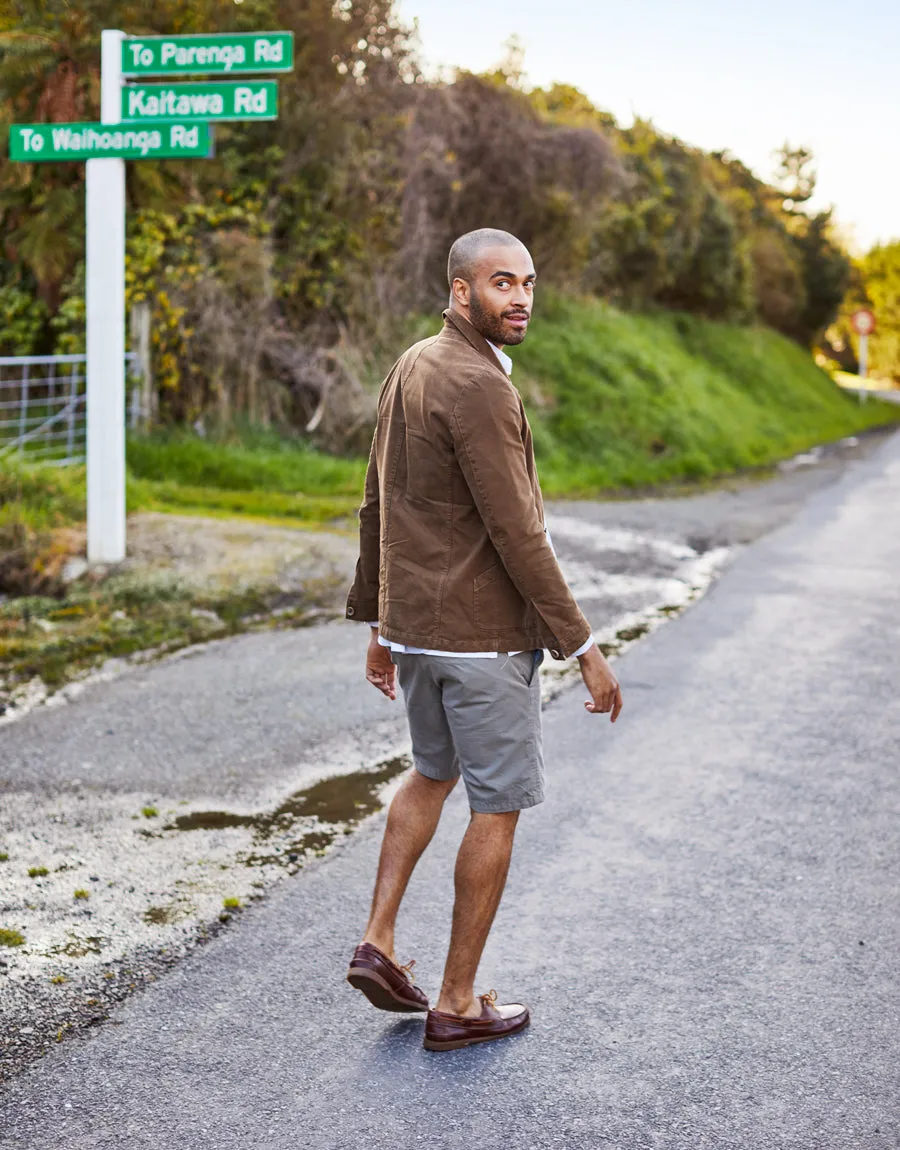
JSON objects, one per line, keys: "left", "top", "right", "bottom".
{"left": 392, "top": 650, "right": 545, "bottom": 814}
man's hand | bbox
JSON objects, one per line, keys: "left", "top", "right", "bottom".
{"left": 578, "top": 644, "right": 623, "bottom": 722}
{"left": 366, "top": 629, "right": 396, "bottom": 700}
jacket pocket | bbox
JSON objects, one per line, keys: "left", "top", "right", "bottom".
{"left": 473, "top": 563, "right": 525, "bottom": 631}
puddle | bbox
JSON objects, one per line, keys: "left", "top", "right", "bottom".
{"left": 164, "top": 754, "right": 413, "bottom": 869}
{"left": 168, "top": 811, "right": 255, "bottom": 832}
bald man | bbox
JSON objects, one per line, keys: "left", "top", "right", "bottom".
{"left": 345, "top": 228, "right": 622, "bottom": 1051}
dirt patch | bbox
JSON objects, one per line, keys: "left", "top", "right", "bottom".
{"left": 122, "top": 512, "right": 358, "bottom": 594}
{"left": 0, "top": 513, "right": 359, "bottom": 723}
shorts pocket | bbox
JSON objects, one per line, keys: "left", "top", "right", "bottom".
{"left": 509, "top": 649, "right": 543, "bottom": 687}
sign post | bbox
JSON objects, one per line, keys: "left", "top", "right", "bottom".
{"left": 86, "top": 28, "right": 127, "bottom": 563}
{"left": 850, "top": 309, "right": 876, "bottom": 405}
{"left": 9, "top": 28, "right": 293, "bottom": 566}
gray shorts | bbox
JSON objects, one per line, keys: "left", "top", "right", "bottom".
{"left": 393, "top": 650, "right": 545, "bottom": 814}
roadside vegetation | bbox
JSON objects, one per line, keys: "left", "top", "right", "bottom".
{"left": 516, "top": 295, "right": 899, "bottom": 493}
{"left": 2, "top": 2, "right": 898, "bottom": 704}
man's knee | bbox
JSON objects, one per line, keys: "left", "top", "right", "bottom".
{"left": 410, "top": 769, "right": 459, "bottom": 799}
{"left": 469, "top": 809, "right": 520, "bottom": 834}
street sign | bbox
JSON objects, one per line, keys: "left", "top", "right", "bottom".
{"left": 850, "top": 309, "right": 876, "bottom": 337}
{"left": 851, "top": 309, "right": 876, "bottom": 392}
{"left": 10, "top": 120, "right": 212, "bottom": 162}
{"left": 122, "top": 80, "right": 277, "bottom": 123}
{"left": 5, "top": 24, "right": 294, "bottom": 564}
{"left": 121, "top": 31, "right": 293, "bottom": 76}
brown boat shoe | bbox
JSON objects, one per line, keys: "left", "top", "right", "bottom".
{"left": 346, "top": 942, "right": 429, "bottom": 1013}
{"left": 423, "top": 990, "right": 530, "bottom": 1051}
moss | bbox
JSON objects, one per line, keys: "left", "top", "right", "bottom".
{"left": 27, "top": 865, "right": 49, "bottom": 878}
{"left": 141, "top": 806, "right": 159, "bottom": 819}
{"left": 50, "top": 974, "right": 67, "bottom": 984}
{"left": 0, "top": 851, "right": 8, "bottom": 861}
{"left": 0, "top": 563, "right": 337, "bottom": 700}
{"left": 0, "top": 927, "right": 25, "bottom": 947}
{"left": 222, "top": 896, "right": 241, "bottom": 909}
{"left": 73, "top": 888, "right": 90, "bottom": 900}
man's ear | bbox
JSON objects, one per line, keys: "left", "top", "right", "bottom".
{"left": 451, "top": 277, "right": 470, "bottom": 308}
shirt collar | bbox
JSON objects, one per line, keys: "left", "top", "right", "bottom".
{"left": 487, "top": 342, "right": 513, "bottom": 376}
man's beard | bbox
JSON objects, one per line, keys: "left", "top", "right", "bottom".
{"left": 469, "top": 288, "right": 528, "bottom": 346}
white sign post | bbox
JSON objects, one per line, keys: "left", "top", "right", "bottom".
{"left": 86, "top": 29, "right": 126, "bottom": 563}
{"left": 850, "top": 309, "right": 876, "bottom": 407}
{"left": 10, "top": 28, "right": 293, "bottom": 566}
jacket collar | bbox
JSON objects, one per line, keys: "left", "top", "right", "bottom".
{"left": 441, "top": 309, "right": 508, "bottom": 375}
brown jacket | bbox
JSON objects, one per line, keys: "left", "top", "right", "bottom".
{"left": 345, "top": 309, "right": 591, "bottom": 660}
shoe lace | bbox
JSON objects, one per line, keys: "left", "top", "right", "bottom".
{"left": 479, "top": 989, "right": 498, "bottom": 1008}
{"left": 399, "top": 958, "right": 417, "bottom": 984}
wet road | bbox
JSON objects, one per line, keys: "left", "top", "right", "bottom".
{"left": 2, "top": 435, "right": 898, "bottom": 1146}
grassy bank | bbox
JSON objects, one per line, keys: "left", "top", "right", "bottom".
{"left": 4, "top": 299, "right": 899, "bottom": 539}
{"left": 108, "top": 298, "right": 900, "bottom": 512}
{"left": 512, "top": 294, "right": 900, "bottom": 494}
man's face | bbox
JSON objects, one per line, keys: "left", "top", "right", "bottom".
{"left": 459, "top": 244, "right": 536, "bottom": 347}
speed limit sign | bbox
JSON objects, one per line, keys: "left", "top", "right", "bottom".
{"left": 851, "top": 309, "right": 876, "bottom": 336}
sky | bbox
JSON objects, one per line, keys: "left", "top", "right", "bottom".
{"left": 395, "top": 0, "right": 898, "bottom": 253}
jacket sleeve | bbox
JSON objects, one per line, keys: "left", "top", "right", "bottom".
{"left": 450, "top": 373, "right": 592, "bottom": 657}
{"left": 345, "top": 432, "right": 381, "bottom": 623}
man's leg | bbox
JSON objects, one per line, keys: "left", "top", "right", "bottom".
{"left": 434, "top": 808, "right": 520, "bottom": 1017}
{"left": 362, "top": 769, "right": 457, "bottom": 960}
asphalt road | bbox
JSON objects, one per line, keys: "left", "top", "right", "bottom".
{"left": 1, "top": 430, "right": 878, "bottom": 804}
{"left": 2, "top": 431, "right": 899, "bottom": 1148}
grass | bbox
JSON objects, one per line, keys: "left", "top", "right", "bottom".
{"left": 126, "top": 427, "right": 364, "bottom": 524}
{"left": 27, "top": 866, "right": 48, "bottom": 878}
{"left": 126, "top": 427, "right": 367, "bottom": 497}
{"left": 511, "top": 294, "right": 900, "bottom": 494}
{"left": 0, "top": 928, "right": 25, "bottom": 947}
{"left": 73, "top": 889, "right": 90, "bottom": 900}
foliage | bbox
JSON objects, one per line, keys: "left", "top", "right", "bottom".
{"left": 0, "top": 278, "right": 48, "bottom": 353}
{"left": 0, "top": 4, "right": 856, "bottom": 434}
{"left": 585, "top": 122, "right": 753, "bottom": 321}
{"left": 398, "top": 73, "right": 621, "bottom": 307}
{"left": 854, "top": 242, "right": 900, "bottom": 381}
{"left": 771, "top": 143, "right": 817, "bottom": 207}
{"left": 509, "top": 293, "right": 899, "bottom": 493}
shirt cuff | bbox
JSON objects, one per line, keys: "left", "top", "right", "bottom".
{"left": 571, "top": 635, "right": 596, "bottom": 659}
{"left": 366, "top": 621, "right": 379, "bottom": 628}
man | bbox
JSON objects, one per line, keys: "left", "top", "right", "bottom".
{"left": 345, "top": 228, "right": 623, "bottom": 1052}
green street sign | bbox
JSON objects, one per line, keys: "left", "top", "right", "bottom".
{"left": 122, "top": 80, "right": 277, "bottom": 123}
{"left": 121, "top": 31, "right": 293, "bottom": 76}
{"left": 9, "top": 121, "right": 212, "bottom": 162}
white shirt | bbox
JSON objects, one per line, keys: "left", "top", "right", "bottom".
{"left": 371, "top": 341, "right": 594, "bottom": 659}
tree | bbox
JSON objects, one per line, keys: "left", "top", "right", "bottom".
{"left": 772, "top": 143, "right": 816, "bottom": 209}
{"left": 857, "top": 241, "right": 900, "bottom": 381}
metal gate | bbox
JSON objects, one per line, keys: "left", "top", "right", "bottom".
{"left": 0, "top": 353, "right": 138, "bottom": 466}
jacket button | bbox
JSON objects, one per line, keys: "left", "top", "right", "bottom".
{"left": 550, "top": 648, "right": 561, "bottom": 659}
{"left": 347, "top": 606, "right": 356, "bottom": 616}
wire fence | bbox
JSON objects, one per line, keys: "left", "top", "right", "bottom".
{"left": 0, "top": 354, "right": 139, "bottom": 466}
